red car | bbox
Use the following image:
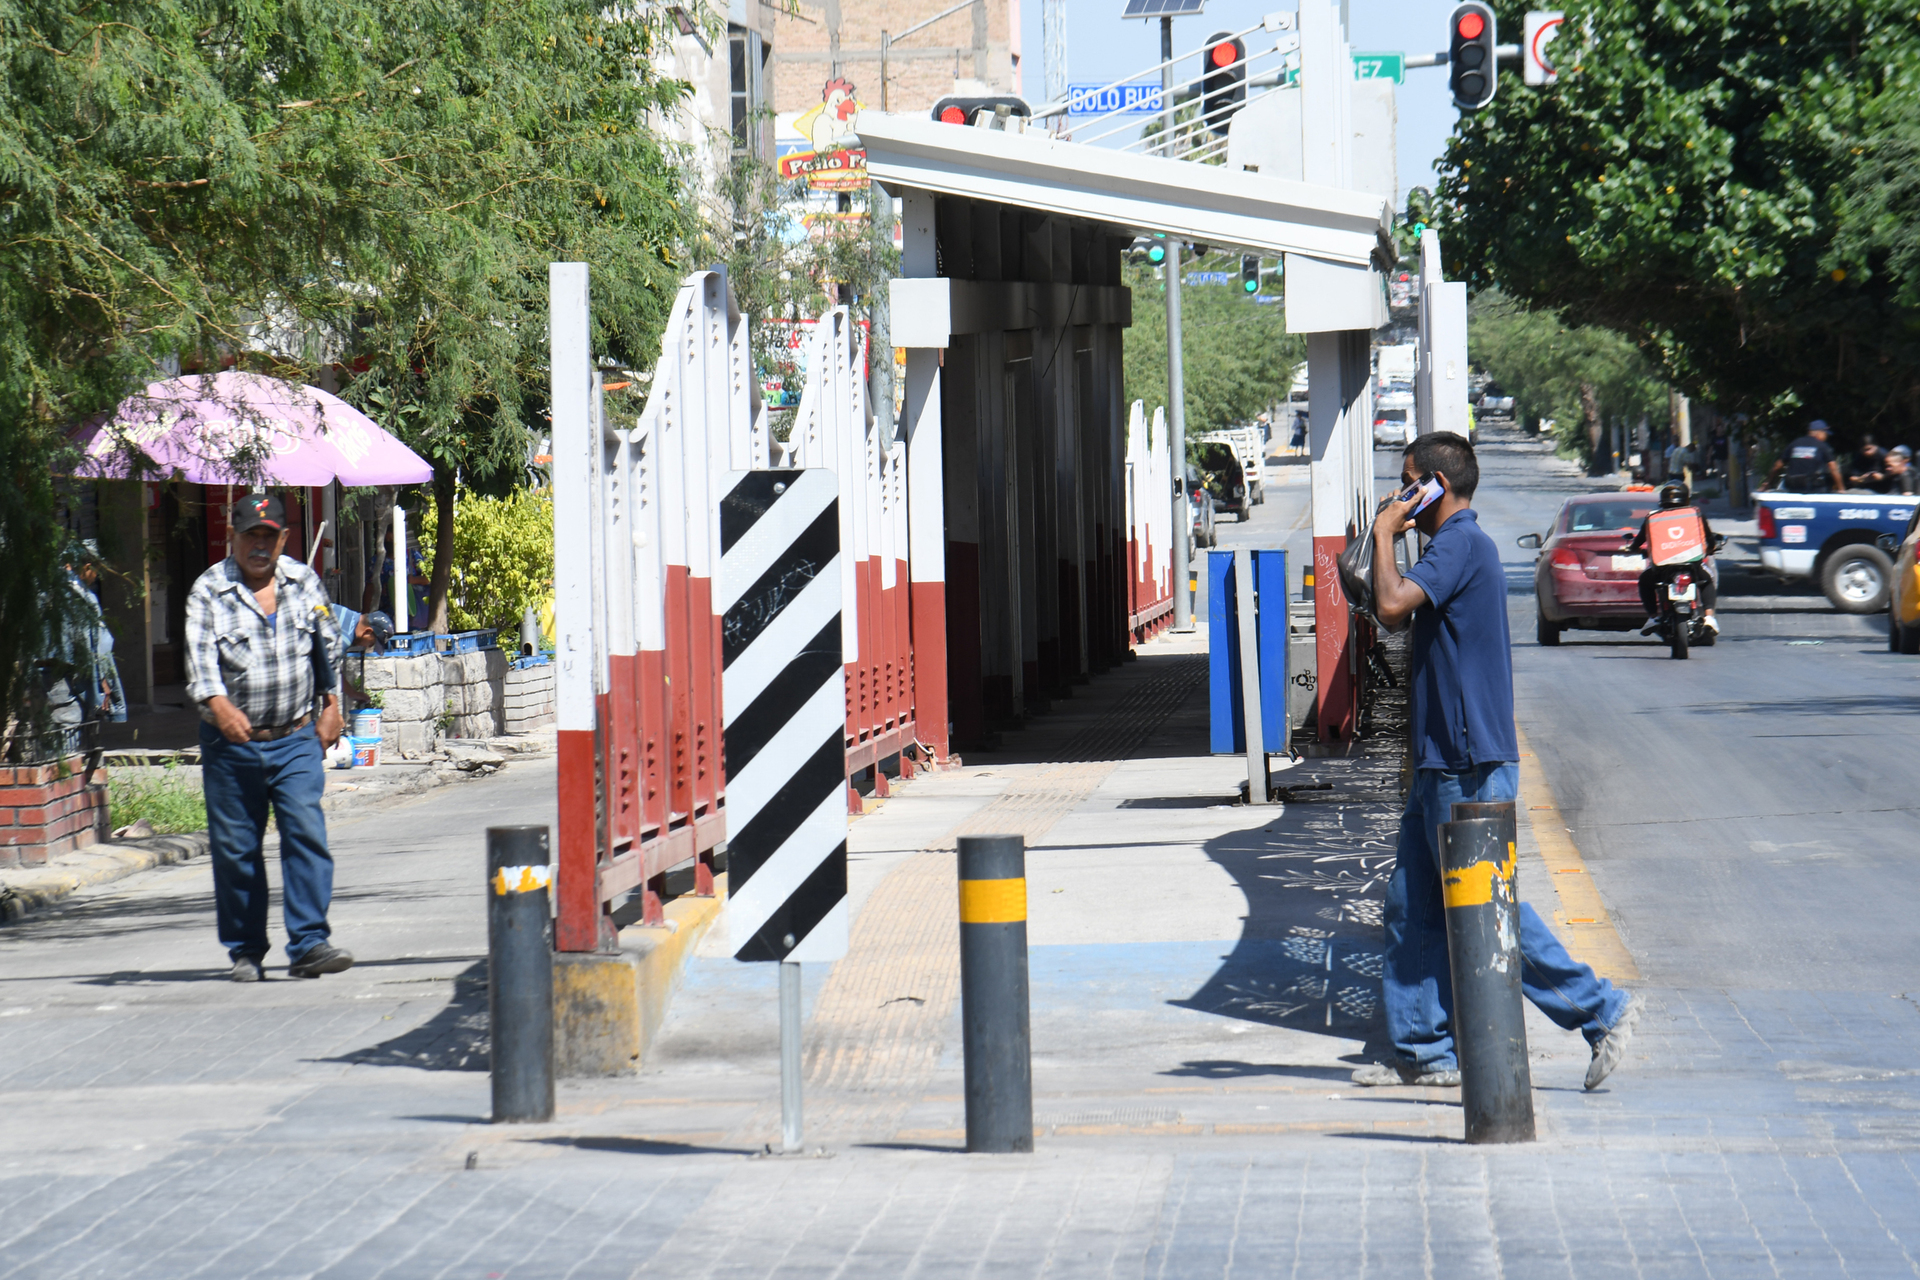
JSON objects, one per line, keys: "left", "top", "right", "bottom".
{"left": 1518, "top": 492, "right": 1663, "bottom": 645}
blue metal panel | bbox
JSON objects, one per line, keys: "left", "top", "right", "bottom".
{"left": 1255, "top": 550, "right": 1288, "bottom": 753}
{"left": 1209, "top": 548, "right": 1289, "bottom": 754}
{"left": 1207, "top": 550, "right": 1239, "bottom": 753}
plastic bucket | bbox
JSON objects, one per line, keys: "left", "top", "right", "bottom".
{"left": 351, "top": 709, "right": 381, "bottom": 740}
{"left": 349, "top": 735, "right": 381, "bottom": 768}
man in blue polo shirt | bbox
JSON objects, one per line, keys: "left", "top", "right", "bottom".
{"left": 1357, "top": 432, "right": 1642, "bottom": 1090}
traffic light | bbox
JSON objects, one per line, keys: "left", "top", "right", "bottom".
{"left": 1148, "top": 235, "right": 1167, "bottom": 265}
{"left": 1241, "top": 255, "right": 1260, "bottom": 294}
{"left": 1201, "top": 33, "right": 1247, "bottom": 136}
{"left": 1448, "top": 2, "right": 1497, "bottom": 110}
{"left": 931, "top": 96, "right": 1033, "bottom": 126}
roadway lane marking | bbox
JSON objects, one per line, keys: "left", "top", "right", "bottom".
{"left": 1513, "top": 723, "right": 1642, "bottom": 982}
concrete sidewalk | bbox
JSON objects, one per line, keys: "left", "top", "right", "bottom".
{"left": 7, "top": 614, "right": 1920, "bottom": 1275}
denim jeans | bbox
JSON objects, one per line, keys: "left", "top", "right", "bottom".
{"left": 200, "top": 721, "right": 334, "bottom": 963}
{"left": 1383, "top": 762, "right": 1631, "bottom": 1071}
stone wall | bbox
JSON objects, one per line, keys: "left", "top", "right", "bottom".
{"left": 350, "top": 648, "right": 553, "bottom": 756}
{"left": 503, "top": 661, "right": 556, "bottom": 736}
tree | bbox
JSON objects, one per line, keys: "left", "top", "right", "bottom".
{"left": 267, "top": 0, "right": 695, "bottom": 633}
{"left": 1123, "top": 258, "right": 1302, "bottom": 449}
{"left": 1437, "top": 0, "right": 1920, "bottom": 449}
{"left": 1469, "top": 291, "right": 1669, "bottom": 465}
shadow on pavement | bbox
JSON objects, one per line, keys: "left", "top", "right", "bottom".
{"left": 322, "top": 960, "right": 489, "bottom": 1071}
{"left": 528, "top": 1136, "right": 755, "bottom": 1157}
{"left": 1166, "top": 639, "right": 1411, "bottom": 1067}
{"left": 965, "top": 653, "right": 1210, "bottom": 767}
{"left": 1161, "top": 1060, "right": 1354, "bottom": 1083}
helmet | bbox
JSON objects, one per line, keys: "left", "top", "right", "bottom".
{"left": 1658, "top": 482, "right": 1691, "bottom": 508}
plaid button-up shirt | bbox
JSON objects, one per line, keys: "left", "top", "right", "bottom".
{"left": 185, "top": 556, "right": 343, "bottom": 728}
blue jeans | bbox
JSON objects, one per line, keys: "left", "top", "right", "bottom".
{"left": 1382, "top": 762, "right": 1631, "bottom": 1071}
{"left": 200, "top": 721, "right": 335, "bottom": 963}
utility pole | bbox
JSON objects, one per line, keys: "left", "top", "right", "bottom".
{"left": 1162, "top": 14, "right": 1193, "bottom": 632}
{"left": 1042, "top": 0, "right": 1068, "bottom": 127}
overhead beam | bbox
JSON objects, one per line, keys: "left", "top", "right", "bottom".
{"left": 854, "top": 113, "right": 1393, "bottom": 267}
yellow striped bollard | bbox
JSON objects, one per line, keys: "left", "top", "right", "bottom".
{"left": 957, "top": 834, "right": 1033, "bottom": 1153}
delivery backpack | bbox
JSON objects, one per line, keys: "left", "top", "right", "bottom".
{"left": 1647, "top": 507, "right": 1707, "bottom": 566}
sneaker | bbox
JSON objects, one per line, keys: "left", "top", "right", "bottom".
{"left": 1703, "top": 615, "right": 1721, "bottom": 635}
{"left": 1585, "top": 992, "right": 1646, "bottom": 1090}
{"left": 1351, "top": 1062, "right": 1462, "bottom": 1087}
{"left": 1640, "top": 617, "right": 1661, "bottom": 636}
{"left": 288, "top": 943, "right": 354, "bottom": 979}
{"left": 230, "top": 955, "right": 264, "bottom": 983}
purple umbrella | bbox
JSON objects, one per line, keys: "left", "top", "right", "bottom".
{"left": 70, "top": 371, "right": 434, "bottom": 486}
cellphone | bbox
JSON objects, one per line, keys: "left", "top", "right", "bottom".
{"left": 1398, "top": 474, "right": 1444, "bottom": 516}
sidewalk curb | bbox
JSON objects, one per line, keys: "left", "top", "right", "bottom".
{"left": 554, "top": 876, "right": 729, "bottom": 1076}
{"left": 0, "top": 833, "right": 210, "bottom": 924}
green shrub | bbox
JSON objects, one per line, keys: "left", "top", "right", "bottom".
{"left": 108, "top": 763, "right": 206, "bottom": 836}
{"left": 417, "top": 490, "right": 554, "bottom": 632}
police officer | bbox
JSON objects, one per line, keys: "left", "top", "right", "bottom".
{"left": 1766, "top": 419, "right": 1846, "bottom": 493}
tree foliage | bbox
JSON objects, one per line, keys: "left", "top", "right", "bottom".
{"left": 0, "top": 0, "right": 696, "bottom": 692}
{"left": 1469, "top": 291, "right": 1669, "bottom": 462}
{"left": 1123, "top": 259, "right": 1302, "bottom": 445}
{"left": 414, "top": 488, "right": 553, "bottom": 632}
{"left": 1438, "top": 0, "right": 1920, "bottom": 447}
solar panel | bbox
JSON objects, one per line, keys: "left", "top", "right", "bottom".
{"left": 1121, "top": 0, "right": 1206, "bottom": 19}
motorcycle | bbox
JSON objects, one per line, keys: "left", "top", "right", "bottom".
{"left": 1648, "top": 567, "right": 1712, "bottom": 659}
{"left": 1630, "top": 533, "right": 1725, "bottom": 660}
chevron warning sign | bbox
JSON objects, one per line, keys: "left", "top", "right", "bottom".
{"left": 719, "top": 469, "right": 850, "bottom": 962}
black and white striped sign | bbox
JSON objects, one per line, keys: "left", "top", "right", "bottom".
{"left": 719, "top": 469, "right": 849, "bottom": 962}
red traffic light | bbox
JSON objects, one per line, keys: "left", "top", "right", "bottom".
{"left": 1210, "top": 41, "right": 1237, "bottom": 67}
{"left": 940, "top": 105, "right": 967, "bottom": 124}
{"left": 1456, "top": 10, "right": 1484, "bottom": 38}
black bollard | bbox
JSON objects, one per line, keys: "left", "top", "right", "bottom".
{"left": 957, "top": 834, "right": 1033, "bottom": 1153}
{"left": 1438, "top": 815, "right": 1535, "bottom": 1144}
{"left": 487, "top": 825, "right": 555, "bottom": 1123}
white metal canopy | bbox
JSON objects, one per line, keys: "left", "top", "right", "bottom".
{"left": 852, "top": 113, "right": 1395, "bottom": 268}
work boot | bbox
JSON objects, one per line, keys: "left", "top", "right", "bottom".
{"left": 1350, "top": 1062, "right": 1461, "bottom": 1087}
{"left": 230, "top": 955, "right": 264, "bottom": 983}
{"left": 1585, "top": 992, "right": 1646, "bottom": 1090}
{"left": 288, "top": 943, "right": 354, "bottom": 979}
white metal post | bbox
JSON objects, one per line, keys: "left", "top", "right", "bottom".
{"left": 550, "top": 263, "right": 596, "bottom": 739}
{"left": 392, "top": 504, "right": 407, "bottom": 635}
{"left": 1234, "top": 549, "right": 1270, "bottom": 804}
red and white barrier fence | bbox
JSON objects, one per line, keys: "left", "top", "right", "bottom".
{"left": 1125, "top": 400, "right": 1175, "bottom": 643}
{"left": 550, "top": 269, "right": 939, "bottom": 948}
{"left": 783, "top": 310, "right": 923, "bottom": 808}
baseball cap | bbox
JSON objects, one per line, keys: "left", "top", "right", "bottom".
{"left": 1893, "top": 444, "right": 1913, "bottom": 459}
{"left": 231, "top": 493, "right": 287, "bottom": 534}
{"left": 1807, "top": 419, "right": 1831, "bottom": 433}
{"left": 362, "top": 611, "right": 396, "bottom": 646}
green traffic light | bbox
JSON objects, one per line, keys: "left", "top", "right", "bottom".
{"left": 1413, "top": 221, "right": 1427, "bottom": 236}
{"left": 1148, "top": 245, "right": 1167, "bottom": 263}
{"left": 1244, "top": 279, "right": 1258, "bottom": 293}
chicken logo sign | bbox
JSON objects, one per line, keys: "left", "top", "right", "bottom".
{"left": 1649, "top": 508, "right": 1708, "bottom": 566}
{"left": 779, "top": 78, "right": 869, "bottom": 192}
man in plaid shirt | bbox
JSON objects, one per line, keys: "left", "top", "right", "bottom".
{"left": 186, "top": 493, "right": 352, "bottom": 982}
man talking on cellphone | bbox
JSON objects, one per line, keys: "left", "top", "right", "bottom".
{"left": 1355, "top": 432, "right": 1643, "bottom": 1091}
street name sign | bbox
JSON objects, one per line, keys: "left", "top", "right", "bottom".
{"left": 1186, "top": 271, "right": 1232, "bottom": 286}
{"left": 1068, "top": 83, "right": 1166, "bottom": 114}
{"left": 1351, "top": 51, "right": 1405, "bottom": 83}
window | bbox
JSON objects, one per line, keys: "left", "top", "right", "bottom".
{"left": 728, "top": 27, "right": 768, "bottom": 157}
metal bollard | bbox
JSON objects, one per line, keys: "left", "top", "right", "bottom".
{"left": 487, "top": 825, "right": 555, "bottom": 1123}
{"left": 1438, "top": 814, "right": 1535, "bottom": 1144}
{"left": 957, "top": 834, "right": 1034, "bottom": 1153}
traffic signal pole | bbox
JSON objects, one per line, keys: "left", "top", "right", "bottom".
{"left": 1163, "top": 14, "right": 1194, "bottom": 633}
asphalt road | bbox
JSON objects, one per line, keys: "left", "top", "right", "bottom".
{"left": 1430, "top": 427, "right": 1919, "bottom": 992}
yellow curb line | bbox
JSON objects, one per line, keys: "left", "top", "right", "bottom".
{"left": 1514, "top": 724, "right": 1641, "bottom": 982}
